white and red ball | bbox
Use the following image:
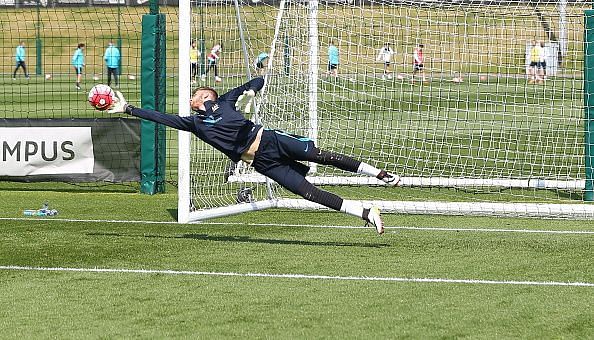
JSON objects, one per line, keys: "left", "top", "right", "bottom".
{"left": 88, "top": 84, "right": 114, "bottom": 111}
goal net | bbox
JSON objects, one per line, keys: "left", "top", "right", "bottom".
{"left": 178, "top": 0, "right": 593, "bottom": 222}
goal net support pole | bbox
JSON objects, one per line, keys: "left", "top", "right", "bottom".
{"left": 177, "top": 0, "right": 191, "bottom": 223}
{"left": 585, "top": 9, "right": 594, "bottom": 202}
{"left": 308, "top": 0, "right": 319, "bottom": 174}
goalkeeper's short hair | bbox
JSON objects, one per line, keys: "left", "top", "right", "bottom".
{"left": 193, "top": 86, "right": 218, "bottom": 100}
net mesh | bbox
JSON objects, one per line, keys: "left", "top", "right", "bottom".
{"left": 0, "top": 3, "right": 181, "bottom": 188}
{"left": 0, "top": 5, "right": 144, "bottom": 118}
{"left": 186, "top": 0, "right": 591, "bottom": 217}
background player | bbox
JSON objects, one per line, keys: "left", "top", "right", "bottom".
{"left": 201, "top": 43, "right": 222, "bottom": 82}
{"left": 537, "top": 41, "right": 547, "bottom": 84}
{"left": 190, "top": 40, "right": 200, "bottom": 84}
{"left": 326, "top": 40, "right": 339, "bottom": 77}
{"left": 13, "top": 41, "right": 29, "bottom": 80}
{"left": 107, "top": 77, "right": 400, "bottom": 234}
{"left": 377, "top": 42, "right": 395, "bottom": 80}
{"left": 72, "top": 43, "right": 85, "bottom": 90}
{"left": 254, "top": 52, "right": 269, "bottom": 75}
{"left": 527, "top": 40, "right": 540, "bottom": 84}
{"left": 104, "top": 41, "right": 121, "bottom": 88}
{"left": 412, "top": 43, "right": 426, "bottom": 83}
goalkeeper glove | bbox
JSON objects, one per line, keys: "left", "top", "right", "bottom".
{"left": 107, "top": 91, "right": 128, "bottom": 114}
{"left": 235, "top": 89, "right": 256, "bottom": 114}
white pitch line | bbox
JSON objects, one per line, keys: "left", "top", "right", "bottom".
{"left": 0, "top": 217, "right": 176, "bottom": 225}
{"left": 387, "top": 226, "right": 594, "bottom": 235}
{"left": 1, "top": 265, "right": 592, "bottom": 287}
{"left": 1, "top": 217, "right": 593, "bottom": 235}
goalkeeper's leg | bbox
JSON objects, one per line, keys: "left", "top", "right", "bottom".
{"left": 304, "top": 147, "right": 400, "bottom": 186}
{"left": 255, "top": 162, "right": 384, "bottom": 234}
{"left": 268, "top": 130, "right": 400, "bottom": 186}
{"left": 293, "top": 179, "right": 384, "bottom": 235}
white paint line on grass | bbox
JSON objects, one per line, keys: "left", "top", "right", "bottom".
{"left": 1, "top": 217, "right": 593, "bottom": 234}
{"left": 1, "top": 265, "right": 592, "bottom": 287}
{"left": 0, "top": 217, "right": 175, "bottom": 225}
{"left": 387, "top": 226, "right": 594, "bottom": 235}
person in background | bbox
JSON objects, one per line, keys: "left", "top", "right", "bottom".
{"left": 527, "top": 40, "right": 540, "bottom": 84}
{"left": 104, "top": 41, "right": 121, "bottom": 88}
{"left": 190, "top": 40, "right": 200, "bottom": 84}
{"left": 72, "top": 43, "right": 85, "bottom": 90}
{"left": 412, "top": 43, "right": 427, "bottom": 83}
{"left": 254, "top": 52, "right": 269, "bottom": 75}
{"left": 377, "top": 42, "right": 395, "bottom": 80}
{"left": 201, "top": 43, "right": 222, "bottom": 83}
{"left": 326, "top": 40, "right": 339, "bottom": 77}
{"left": 13, "top": 41, "right": 29, "bottom": 80}
{"left": 537, "top": 41, "right": 547, "bottom": 84}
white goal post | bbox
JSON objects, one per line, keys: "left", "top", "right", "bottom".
{"left": 178, "top": 0, "right": 594, "bottom": 223}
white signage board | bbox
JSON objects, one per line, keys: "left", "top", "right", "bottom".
{"left": 1, "top": 127, "right": 94, "bottom": 176}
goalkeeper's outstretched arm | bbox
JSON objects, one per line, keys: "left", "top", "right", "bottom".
{"left": 219, "top": 76, "right": 264, "bottom": 104}
{"left": 126, "top": 105, "right": 195, "bottom": 132}
{"left": 108, "top": 91, "right": 195, "bottom": 132}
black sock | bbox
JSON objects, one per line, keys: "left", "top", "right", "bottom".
{"left": 295, "top": 180, "right": 343, "bottom": 211}
{"left": 306, "top": 148, "right": 361, "bottom": 173}
{"left": 362, "top": 208, "right": 370, "bottom": 221}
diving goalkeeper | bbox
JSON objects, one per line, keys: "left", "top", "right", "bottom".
{"left": 108, "top": 77, "right": 400, "bottom": 234}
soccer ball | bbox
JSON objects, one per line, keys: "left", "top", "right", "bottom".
{"left": 44, "top": 74, "right": 52, "bottom": 80}
{"left": 88, "top": 84, "right": 114, "bottom": 111}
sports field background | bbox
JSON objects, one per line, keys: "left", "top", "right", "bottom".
{"left": 1, "top": 181, "right": 593, "bottom": 337}
{"left": 1, "top": 2, "right": 593, "bottom": 338}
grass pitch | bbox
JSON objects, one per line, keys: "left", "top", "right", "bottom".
{"left": 1, "top": 4, "right": 593, "bottom": 337}
{"left": 0, "top": 184, "right": 593, "bottom": 338}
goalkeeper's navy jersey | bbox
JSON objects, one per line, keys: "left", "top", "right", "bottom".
{"left": 127, "top": 77, "right": 265, "bottom": 163}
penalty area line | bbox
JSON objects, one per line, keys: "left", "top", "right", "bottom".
{"left": 1, "top": 265, "right": 593, "bottom": 287}
{"left": 1, "top": 217, "right": 593, "bottom": 234}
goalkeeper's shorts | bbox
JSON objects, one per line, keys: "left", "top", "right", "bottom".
{"left": 252, "top": 129, "right": 315, "bottom": 194}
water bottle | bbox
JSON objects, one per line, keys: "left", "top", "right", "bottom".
{"left": 23, "top": 202, "right": 58, "bottom": 217}
{"left": 23, "top": 209, "right": 40, "bottom": 216}
{"left": 25, "top": 209, "right": 59, "bottom": 217}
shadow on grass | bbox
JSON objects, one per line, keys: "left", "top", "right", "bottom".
{"left": 87, "top": 231, "right": 389, "bottom": 248}
{"left": 167, "top": 209, "right": 177, "bottom": 221}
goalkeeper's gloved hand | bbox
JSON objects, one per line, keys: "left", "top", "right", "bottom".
{"left": 243, "top": 89, "right": 256, "bottom": 98}
{"left": 235, "top": 89, "right": 257, "bottom": 114}
{"left": 108, "top": 91, "right": 128, "bottom": 114}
